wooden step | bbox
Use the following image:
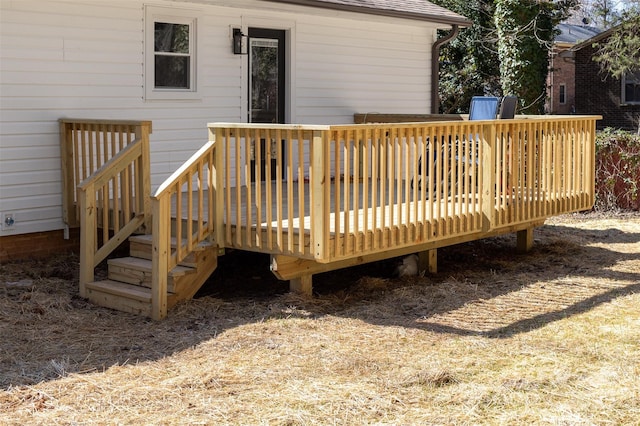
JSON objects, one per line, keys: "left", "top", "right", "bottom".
{"left": 86, "top": 280, "right": 152, "bottom": 316}
{"left": 107, "top": 256, "right": 195, "bottom": 293}
{"left": 86, "top": 280, "right": 178, "bottom": 317}
{"left": 86, "top": 236, "right": 219, "bottom": 319}
{"left": 129, "top": 235, "right": 213, "bottom": 268}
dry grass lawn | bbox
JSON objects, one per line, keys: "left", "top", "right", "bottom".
{"left": 1, "top": 213, "right": 639, "bottom": 425}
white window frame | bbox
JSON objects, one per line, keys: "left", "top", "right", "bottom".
{"left": 622, "top": 71, "right": 640, "bottom": 105}
{"left": 559, "top": 83, "right": 566, "bottom": 105}
{"left": 145, "top": 6, "right": 200, "bottom": 101}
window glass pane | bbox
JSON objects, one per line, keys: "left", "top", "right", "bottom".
{"left": 155, "top": 22, "right": 189, "bottom": 54}
{"left": 155, "top": 56, "right": 190, "bottom": 88}
{"left": 625, "top": 83, "right": 635, "bottom": 102}
{"left": 624, "top": 71, "right": 640, "bottom": 103}
{"left": 559, "top": 85, "right": 566, "bottom": 104}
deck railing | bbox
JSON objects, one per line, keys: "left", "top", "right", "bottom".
{"left": 209, "top": 116, "right": 597, "bottom": 263}
{"left": 150, "top": 141, "right": 216, "bottom": 319}
{"left": 67, "top": 119, "right": 152, "bottom": 297}
{"left": 210, "top": 124, "right": 327, "bottom": 259}
{"left": 60, "top": 119, "right": 152, "bottom": 229}
{"left": 492, "top": 117, "right": 596, "bottom": 228}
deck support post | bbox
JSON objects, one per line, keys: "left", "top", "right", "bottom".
{"left": 290, "top": 275, "right": 313, "bottom": 296}
{"left": 517, "top": 227, "right": 534, "bottom": 253}
{"left": 419, "top": 249, "right": 437, "bottom": 274}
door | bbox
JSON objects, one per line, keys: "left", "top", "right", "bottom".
{"left": 248, "top": 28, "right": 286, "bottom": 181}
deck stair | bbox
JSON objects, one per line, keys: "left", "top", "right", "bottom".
{"left": 85, "top": 234, "right": 218, "bottom": 317}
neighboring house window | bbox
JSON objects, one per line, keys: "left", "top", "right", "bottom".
{"left": 145, "top": 7, "right": 199, "bottom": 100}
{"left": 622, "top": 71, "right": 640, "bottom": 104}
{"left": 559, "top": 84, "right": 566, "bottom": 105}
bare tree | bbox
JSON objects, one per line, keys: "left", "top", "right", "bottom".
{"left": 567, "top": 0, "right": 640, "bottom": 26}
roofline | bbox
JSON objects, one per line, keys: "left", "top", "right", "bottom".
{"left": 572, "top": 25, "right": 617, "bottom": 51}
{"left": 264, "top": 0, "right": 473, "bottom": 27}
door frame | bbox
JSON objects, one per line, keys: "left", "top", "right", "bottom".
{"left": 238, "top": 18, "right": 294, "bottom": 124}
{"left": 248, "top": 27, "right": 286, "bottom": 124}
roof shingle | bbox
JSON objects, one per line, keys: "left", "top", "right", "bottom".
{"left": 556, "top": 23, "right": 603, "bottom": 44}
{"left": 266, "top": 0, "right": 472, "bottom": 27}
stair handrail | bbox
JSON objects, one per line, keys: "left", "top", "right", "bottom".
{"left": 74, "top": 120, "right": 152, "bottom": 298}
{"left": 150, "top": 139, "right": 216, "bottom": 320}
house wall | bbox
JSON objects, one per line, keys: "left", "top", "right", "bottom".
{"left": 0, "top": 0, "right": 441, "bottom": 241}
{"left": 575, "top": 40, "right": 640, "bottom": 130}
{"left": 548, "top": 46, "right": 575, "bottom": 115}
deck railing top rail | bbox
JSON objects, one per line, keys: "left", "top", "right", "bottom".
{"left": 210, "top": 116, "right": 602, "bottom": 131}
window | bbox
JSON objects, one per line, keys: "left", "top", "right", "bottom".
{"left": 559, "top": 84, "right": 566, "bottom": 105}
{"left": 622, "top": 71, "right": 640, "bottom": 104}
{"left": 145, "top": 7, "right": 198, "bottom": 100}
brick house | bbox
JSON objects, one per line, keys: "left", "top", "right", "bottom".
{"left": 547, "top": 24, "right": 602, "bottom": 115}
{"left": 573, "top": 26, "right": 640, "bottom": 130}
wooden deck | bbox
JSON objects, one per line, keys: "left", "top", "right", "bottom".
{"left": 63, "top": 116, "right": 599, "bottom": 319}
{"left": 208, "top": 118, "right": 596, "bottom": 264}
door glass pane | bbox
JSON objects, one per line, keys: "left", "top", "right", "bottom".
{"left": 250, "top": 39, "right": 279, "bottom": 123}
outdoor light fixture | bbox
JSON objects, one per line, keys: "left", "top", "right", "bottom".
{"left": 233, "top": 28, "right": 246, "bottom": 55}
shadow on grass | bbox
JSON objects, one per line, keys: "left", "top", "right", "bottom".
{"left": 312, "top": 223, "right": 640, "bottom": 338}
{"left": 418, "top": 282, "right": 640, "bottom": 338}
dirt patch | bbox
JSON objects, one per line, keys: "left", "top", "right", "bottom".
{"left": 1, "top": 212, "right": 639, "bottom": 424}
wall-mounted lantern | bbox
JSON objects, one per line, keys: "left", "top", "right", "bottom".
{"left": 233, "top": 28, "right": 247, "bottom": 55}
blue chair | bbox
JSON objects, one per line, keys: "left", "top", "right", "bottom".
{"left": 413, "top": 96, "right": 500, "bottom": 197}
{"left": 469, "top": 96, "right": 500, "bottom": 120}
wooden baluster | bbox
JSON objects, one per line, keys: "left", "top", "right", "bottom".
{"left": 297, "top": 128, "right": 305, "bottom": 254}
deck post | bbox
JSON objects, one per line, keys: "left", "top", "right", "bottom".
{"left": 290, "top": 275, "right": 313, "bottom": 296}
{"left": 151, "top": 196, "right": 169, "bottom": 320}
{"left": 59, "top": 120, "right": 77, "bottom": 227}
{"left": 210, "top": 126, "right": 225, "bottom": 248}
{"left": 481, "top": 123, "right": 497, "bottom": 232}
{"left": 419, "top": 249, "right": 437, "bottom": 274}
{"left": 136, "top": 121, "right": 153, "bottom": 234}
{"left": 517, "top": 227, "right": 534, "bottom": 253}
{"left": 78, "top": 182, "right": 95, "bottom": 298}
{"left": 310, "top": 129, "right": 327, "bottom": 260}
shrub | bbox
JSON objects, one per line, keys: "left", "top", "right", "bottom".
{"left": 594, "top": 128, "right": 640, "bottom": 211}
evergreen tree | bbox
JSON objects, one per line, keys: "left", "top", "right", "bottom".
{"left": 592, "top": 10, "right": 640, "bottom": 79}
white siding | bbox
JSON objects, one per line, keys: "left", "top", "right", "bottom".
{"left": 293, "top": 15, "right": 432, "bottom": 124}
{"left": 0, "top": 0, "right": 440, "bottom": 237}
